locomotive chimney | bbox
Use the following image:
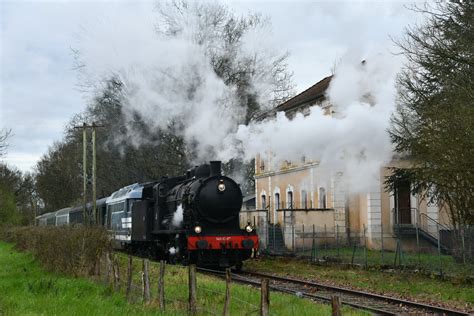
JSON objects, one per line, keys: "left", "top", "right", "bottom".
{"left": 210, "top": 161, "right": 222, "bottom": 177}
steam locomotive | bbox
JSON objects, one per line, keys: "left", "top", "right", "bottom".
{"left": 37, "top": 161, "right": 258, "bottom": 269}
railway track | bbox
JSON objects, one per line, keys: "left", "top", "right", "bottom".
{"left": 197, "top": 268, "right": 470, "bottom": 315}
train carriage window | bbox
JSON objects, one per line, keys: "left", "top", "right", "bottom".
{"left": 47, "top": 216, "right": 55, "bottom": 226}
{"left": 111, "top": 211, "right": 125, "bottom": 231}
{"left": 56, "top": 215, "right": 68, "bottom": 226}
{"left": 108, "top": 201, "right": 126, "bottom": 230}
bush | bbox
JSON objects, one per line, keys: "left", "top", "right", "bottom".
{"left": 0, "top": 225, "right": 111, "bottom": 276}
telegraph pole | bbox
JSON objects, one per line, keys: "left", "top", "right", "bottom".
{"left": 74, "top": 122, "right": 103, "bottom": 225}
{"left": 82, "top": 123, "right": 88, "bottom": 223}
{"left": 92, "top": 123, "right": 97, "bottom": 224}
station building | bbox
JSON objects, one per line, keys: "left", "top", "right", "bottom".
{"left": 241, "top": 75, "right": 452, "bottom": 252}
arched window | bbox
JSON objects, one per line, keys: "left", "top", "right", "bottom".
{"left": 318, "top": 187, "right": 326, "bottom": 208}
{"left": 301, "top": 190, "right": 308, "bottom": 209}
{"left": 260, "top": 159, "right": 265, "bottom": 171}
{"left": 287, "top": 191, "right": 293, "bottom": 209}
{"left": 275, "top": 193, "right": 280, "bottom": 210}
{"left": 261, "top": 194, "right": 267, "bottom": 209}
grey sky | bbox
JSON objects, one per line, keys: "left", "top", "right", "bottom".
{"left": 0, "top": 0, "right": 419, "bottom": 173}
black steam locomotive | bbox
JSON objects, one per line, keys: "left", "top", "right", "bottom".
{"left": 37, "top": 161, "right": 258, "bottom": 269}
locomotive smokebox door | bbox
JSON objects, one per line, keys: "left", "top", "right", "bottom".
{"left": 132, "top": 200, "right": 151, "bottom": 241}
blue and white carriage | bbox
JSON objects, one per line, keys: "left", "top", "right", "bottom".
{"left": 105, "top": 183, "right": 144, "bottom": 248}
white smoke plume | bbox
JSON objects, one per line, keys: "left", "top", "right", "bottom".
{"left": 75, "top": 2, "right": 402, "bottom": 191}
{"left": 74, "top": 1, "right": 290, "bottom": 162}
{"left": 221, "top": 51, "right": 401, "bottom": 191}
{"left": 172, "top": 204, "right": 184, "bottom": 228}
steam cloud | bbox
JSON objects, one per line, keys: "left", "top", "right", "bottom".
{"left": 172, "top": 204, "right": 184, "bottom": 228}
{"left": 75, "top": 2, "right": 283, "bottom": 161}
{"left": 222, "top": 52, "right": 401, "bottom": 191}
{"left": 76, "top": 3, "right": 402, "bottom": 192}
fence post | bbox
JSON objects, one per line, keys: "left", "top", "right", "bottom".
{"left": 95, "top": 253, "right": 101, "bottom": 277}
{"left": 437, "top": 223, "right": 442, "bottom": 276}
{"left": 188, "top": 264, "right": 197, "bottom": 315}
{"left": 126, "top": 255, "right": 133, "bottom": 299}
{"left": 351, "top": 243, "right": 356, "bottom": 265}
{"left": 223, "top": 268, "right": 231, "bottom": 316}
{"left": 292, "top": 224, "right": 295, "bottom": 252}
{"left": 106, "top": 252, "right": 112, "bottom": 285}
{"left": 302, "top": 224, "right": 305, "bottom": 255}
{"left": 394, "top": 241, "right": 400, "bottom": 267}
{"left": 273, "top": 223, "right": 276, "bottom": 252}
{"left": 363, "top": 224, "right": 367, "bottom": 269}
{"left": 158, "top": 260, "right": 165, "bottom": 311}
{"left": 331, "top": 296, "right": 342, "bottom": 316}
{"left": 113, "top": 256, "right": 120, "bottom": 291}
{"left": 380, "top": 223, "right": 384, "bottom": 265}
{"left": 461, "top": 227, "right": 466, "bottom": 265}
{"left": 324, "top": 224, "right": 328, "bottom": 251}
{"left": 260, "top": 279, "right": 269, "bottom": 316}
{"left": 415, "top": 216, "right": 421, "bottom": 266}
{"left": 142, "top": 259, "right": 151, "bottom": 302}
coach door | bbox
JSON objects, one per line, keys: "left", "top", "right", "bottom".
{"left": 395, "top": 180, "right": 411, "bottom": 225}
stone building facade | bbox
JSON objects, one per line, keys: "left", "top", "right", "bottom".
{"left": 241, "top": 76, "right": 451, "bottom": 251}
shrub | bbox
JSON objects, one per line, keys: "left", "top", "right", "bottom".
{"left": 0, "top": 225, "right": 111, "bottom": 276}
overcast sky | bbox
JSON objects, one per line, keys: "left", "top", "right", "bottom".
{"left": 0, "top": 0, "right": 421, "bottom": 173}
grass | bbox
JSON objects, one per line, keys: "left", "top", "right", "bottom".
{"left": 0, "top": 241, "right": 366, "bottom": 315}
{"left": 113, "top": 253, "right": 368, "bottom": 315}
{"left": 244, "top": 256, "right": 474, "bottom": 311}
{"left": 294, "top": 246, "right": 474, "bottom": 276}
{"left": 0, "top": 241, "right": 149, "bottom": 315}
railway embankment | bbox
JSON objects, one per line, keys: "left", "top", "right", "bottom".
{"left": 245, "top": 256, "right": 474, "bottom": 312}
{"left": 0, "top": 241, "right": 149, "bottom": 315}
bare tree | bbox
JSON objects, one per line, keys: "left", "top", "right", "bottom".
{"left": 155, "top": 0, "right": 295, "bottom": 122}
{"left": 0, "top": 129, "right": 11, "bottom": 158}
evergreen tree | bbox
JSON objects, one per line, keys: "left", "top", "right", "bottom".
{"left": 388, "top": 2, "right": 474, "bottom": 225}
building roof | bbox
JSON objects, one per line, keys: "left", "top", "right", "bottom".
{"left": 275, "top": 75, "right": 333, "bottom": 112}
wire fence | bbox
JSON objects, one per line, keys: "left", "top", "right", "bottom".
{"left": 93, "top": 253, "right": 270, "bottom": 315}
{"left": 250, "top": 218, "right": 474, "bottom": 278}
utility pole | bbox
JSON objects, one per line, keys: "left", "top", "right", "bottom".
{"left": 92, "top": 123, "right": 97, "bottom": 224}
{"left": 74, "top": 122, "right": 103, "bottom": 225}
{"left": 82, "top": 123, "right": 88, "bottom": 224}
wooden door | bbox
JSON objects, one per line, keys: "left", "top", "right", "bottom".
{"left": 395, "top": 180, "right": 411, "bottom": 224}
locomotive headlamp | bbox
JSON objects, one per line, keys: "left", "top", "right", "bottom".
{"left": 218, "top": 180, "right": 226, "bottom": 192}
{"left": 194, "top": 226, "right": 202, "bottom": 234}
{"left": 245, "top": 225, "right": 253, "bottom": 233}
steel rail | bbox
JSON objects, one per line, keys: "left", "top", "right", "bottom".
{"left": 241, "top": 270, "right": 470, "bottom": 316}
{"left": 197, "top": 267, "right": 398, "bottom": 315}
